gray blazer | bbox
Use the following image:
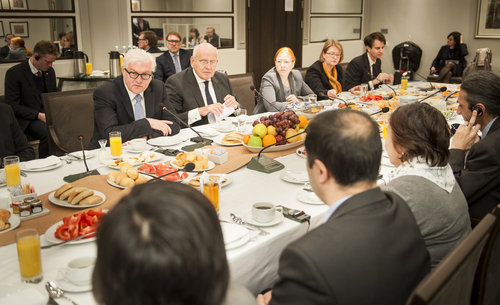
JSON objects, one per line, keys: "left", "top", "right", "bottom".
{"left": 253, "top": 67, "right": 313, "bottom": 114}
{"left": 5, "top": 47, "right": 27, "bottom": 61}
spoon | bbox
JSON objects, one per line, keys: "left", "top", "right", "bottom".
{"left": 230, "top": 213, "right": 269, "bottom": 236}
{"left": 45, "top": 281, "right": 78, "bottom": 305}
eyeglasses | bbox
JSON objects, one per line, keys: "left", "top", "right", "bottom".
{"left": 124, "top": 68, "right": 153, "bottom": 80}
{"left": 197, "top": 59, "right": 217, "bottom": 67}
{"left": 324, "top": 52, "right": 341, "bottom": 58}
{"left": 138, "top": 38, "right": 146, "bottom": 41}
{"left": 167, "top": 40, "right": 181, "bottom": 44}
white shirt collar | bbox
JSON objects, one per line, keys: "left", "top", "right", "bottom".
{"left": 28, "top": 59, "right": 39, "bottom": 75}
{"left": 367, "top": 53, "right": 376, "bottom": 67}
{"left": 192, "top": 68, "right": 211, "bottom": 84}
{"left": 122, "top": 77, "right": 144, "bottom": 102}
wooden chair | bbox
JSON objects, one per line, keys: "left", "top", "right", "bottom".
{"left": 405, "top": 213, "right": 497, "bottom": 305}
{"left": 228, "top": 73, "right": 257, "bottom": 114}
{"left": 42, "top": 89, "right": 95, "bottom": 156}
{"left": 472, "top": 203, "right": 500, "bottom": 305}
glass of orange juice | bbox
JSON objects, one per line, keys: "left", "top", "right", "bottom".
{"left": 4, "top": 156, "right": 20, "bottom": 187}
{"left": 401, "top": 76, "right": 409, "bottom": 90}
{"left": 109, "top": 131, "right": 122, "bottom": 159}
{"left": 16, "top": 228, "right": 43, "bottom": 283}
{"left": 201, "top": 176, "right": 220, "bottom": 213}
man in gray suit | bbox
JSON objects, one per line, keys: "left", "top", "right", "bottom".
{"left": 257, "top": 109, "right": 430, "bottom": 305}
{"left": 165, "top": 43, "right": 238, "bottom": 127}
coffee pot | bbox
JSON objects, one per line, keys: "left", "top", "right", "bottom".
{"left": 109, "top": 51, "right": 122, "bottom": 78}
{"left": 73, "top": 51, "right": 89, "bottom": 78}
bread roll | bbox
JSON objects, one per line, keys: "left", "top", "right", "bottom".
{"left": 55, "top": 183, "right": 73, "bottom": 198}
{"left": 115, "top": 172, "right": 128, "bottom": 185}
{"left": 0, "top": 220, "right": 10, "bottom": 231}
{"left": 126, "top": 167, "right": 139, "bottom": 180}
{"left": 80, "top": 195, "right": 102, "bottom": 206}
{"left": 59, "top": 187, "right": 75, "bottom": 200}
{"left": 107, "top": 171, "right": 119, "bottom": 182}
{"left": 67, "top": 187, "right": 89, "bottom": 203}
{"left": 119, "top": 163, "right": 133, "bottom": 173}
{"left": 135, "top": 175, "right": 149, "bottom": 185}
{"left": 71, "top": 190, "right": 94, "bottom": 205}
{"left": 119, "top": 177, "right": 135, "bottom": 188}
{"left": 0, "top": 209, "right": 10, "bottom": 222}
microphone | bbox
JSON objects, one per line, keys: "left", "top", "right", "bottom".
{"left": 445, "top": 91, "right": 459, "bottom": 101}
{"left": 79, "top": 135, "right": 89, "bottom": 172}
{"left": 62, "top": 135, "right": 100, "bottom": 182}
{"left": 147, "top": 162, "right": 195, "bottom": 182}
{"left": 417, "top": 86, "right": 447, "bottom": 103}
{"left": 411, "top": 71, "right": 436, "bottom": 90}
{"left": 250, "top": 86, "right": 282, "bottom": 112}
{"left": 161, "top": 106, "right": 213, "bottom": 144}
{"left": 370, "top": 107, "right": 390, "bottom": 116}
{"left": 333, "top": 97, "right": 350, "bottom": 108}
{"left": 381, "top": 83, "right": 398, "bottom": 97}
{"left": 257, "top": 130, "right": 307, "bottom": 159}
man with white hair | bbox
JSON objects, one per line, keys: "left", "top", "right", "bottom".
{"left": 90, "top": 49, "right": 180, "bottom": 148}
{"left": 165, "top": 43, "right": 238, "bottom": 126}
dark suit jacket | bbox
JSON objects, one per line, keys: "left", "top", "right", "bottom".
{"left": 0, "top": 45, "right": 9, "bottom": 58}
{"left": 431, "top": 44, "right": 469, "bottom": 76}
{"left": 147, "top": 47, "right": 162, "bottom": 53}
{"left": 90, "top": 76, "right": 181, "bottom": 148}
{"left": 450, "top": 118, "right": 500, "bottom": 220}
{"left": 154, "top": 49, "right": 192, "bottom": 82}
{"left": 270, "top": 188, "right": 430, "bottom": 305}
{"left": 305, "top": 60, "right": 344, "bottom": 100}
{"left": 0, "top": 103, "right": 35, "bottom": 164}
{"left": 165, "top": 67, "right": 233, "bottom": 127}
{"left": 204, "top": 33, "right": 220, "bottom": 48}
{"left": 5, "top": 60, "right": 57, "bottom": 131}
{"left": 344, "top": 53, "right": 381, "bottom": 91}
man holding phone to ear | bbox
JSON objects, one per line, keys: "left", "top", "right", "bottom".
{"left": 450, "top": 71, "right": 500, "bottom": 224}
{"left": 5, "top": 40, "right": 58, "bottom": 158}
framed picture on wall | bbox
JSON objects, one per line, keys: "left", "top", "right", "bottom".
{"left": 131, "top": 0, "right": 140, "bottom": 11}
{"left": 476, "top": 0, "right": 500, "bottom": 38}
{"left": 10, "top": 22, "right": 29, "bottom": 37}
{"left": 9, "top": 0, "right": 28, "bottom": 10}
{"left": 0, "top": 22, "right": 4, "bottom": 38}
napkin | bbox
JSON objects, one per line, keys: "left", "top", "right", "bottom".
{"left": 22, "top": 156, "right": 60, "bottom": 170}
{"left": 0, "top": 287, "right": 47, "bottom": 305}
{"left": 214, "top": 105, "right": 236, "bottom": 121}
{"left": 220, "top": 222, "right": 249, "bottom": 245}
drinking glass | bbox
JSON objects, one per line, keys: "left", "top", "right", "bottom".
{"left": 201, "top": 176, "right": 220, "bottom": 213}
{"left": 236, "top": 109, "right": 248, "bottom": 132}
{"left": 86, "top": 63, "right": 93, "bottom": 75}
{"left": 360, "top": 84, "right": 369, "bottom": 97}
{"left": 98, "top": 139, "right": 110, "bottom": 164}
{"left": 400, "top": 76, "right": 409, "bottom": 90}
{"left": 308, "top": 94, "right": 317, "bottom": 104}
{"left": 109, "top": 131, "right": 122, "bottom": 159}
{"left": 16, "top": 228, "right": 43, "bottom": 283}
{"left": 3, "top": 156, "right": 20, "bottom": 187}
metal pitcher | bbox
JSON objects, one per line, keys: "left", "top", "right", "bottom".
{"left": 73, "top": 51, "right": 89, "bottom": 78}
{"left": 109, "top": 51, "right": 122, "bottom": 78}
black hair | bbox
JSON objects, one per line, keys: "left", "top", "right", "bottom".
{"left": 141, "top": 30, "right": 158, "bottom": 48}
{"left": 447, "top": 31, "right": 462, "bottom": 57}
{"left": 93, "top": 181, "right": 229, "bottom": 305}
{"left": 305, "top": 109, "right": 382, "bottom": 185}
{"left": 461, "top": 71, "right": 500, "bottom": 117}
{"left": 363, "top": 32, "right": 386, "bottom": 48}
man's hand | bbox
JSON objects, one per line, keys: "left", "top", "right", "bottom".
{"left": 223, "top": 94, "right": 238, "bottom": 109}
{"left": 450, "top": 110, "right": 481, "bottom": 150}
{"left": 256, "top": 290, "right": 272, "bottom": 305}
{"left": 376, "top": 72, "right": 393, "bottom": 84}
{"left": 146, "top": 118, "right": 173, "bottom": 136}
{"left": 349, "top": 85, "right": 361, "bottom": 93}
{"left": 286, "top": 94, "right": 299, "bottom": 103}
{"left": 327, "top": 89, "right": 337, "bottom": 99}
{"left": 199, "top": 103, "right": 224, "bottom": 116}
{"left": 430, "top": 67, "right": 437, "bottom": 74}
{"left": 38, "top": 112, "right": 46, "bottom": 123}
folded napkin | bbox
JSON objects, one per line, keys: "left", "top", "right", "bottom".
{"left": 0, "top": 286, "right": 47, "bottom": 305}
{"left": 214, "top": 106, "right": 236, "bottom": 121}
{"left": 220, "top": 222, "right": 249, "bottom": 245}
{"left": 197, "top": 128, "right": 219, "bottom": 137}
{"left": 22, "top": 156, "right": 60, "bottom": 170}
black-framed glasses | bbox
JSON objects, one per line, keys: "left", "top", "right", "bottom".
{"left": 167, "top": 40, "right": 181, "bottom": 44}
{"left": 124, "top": 68, "right": 153, "bottom": 80}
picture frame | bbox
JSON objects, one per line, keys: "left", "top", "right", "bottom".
{"left": 131, "top": 0, "right": 140, "bottom": 11}
{"left": 476, "top": 0, "right": 500, "bottom": 38}
{"left": 10, "top": 21, "right": 29, "bottom": 37}
{"left": 9, "top": 0, "right": 28, "bottom": 10}
{"left": 0, "top": 21, "right": 4, "bottom": 38}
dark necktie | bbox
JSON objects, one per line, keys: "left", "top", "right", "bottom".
{"left": 204, "top": 81, "right": 214, "bottom": 105}
{"left": 36, "top": 71, "right": 41, "bottom": 78}
{"left": 371, "top": 64, "right": 376, "bottom": 78}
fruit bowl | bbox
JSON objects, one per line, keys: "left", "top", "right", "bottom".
{"left": 242, "top": 139, "right": 305, "bottom": 153}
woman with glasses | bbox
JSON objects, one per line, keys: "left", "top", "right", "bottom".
{"left": 253, "top": 47, "right": 313, "bottom": 114}
{"left": 305, "top": 39, "right": 344, "bottom": 100}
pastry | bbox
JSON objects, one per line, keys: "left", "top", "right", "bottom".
{"left": 71, "top": 190, "right": 94, "bottom": 205}
{"left": 80, "top": 195, "right": 102, "bottom": 206}
{"left": 55, "top": 183, "right": 73, "bottom": 198}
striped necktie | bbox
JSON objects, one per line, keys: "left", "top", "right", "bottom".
{"left": 173, "top": 53, "right": 181, "bottom": 73}
{"left": 134, "top": 94, "right": 145, "bottom": 120}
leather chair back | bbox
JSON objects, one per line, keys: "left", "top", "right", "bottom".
{"left": 228, "top": 73, "right": 257, "bottom": 114}
{"left": 405, "top": 213, "right": 497, "bottom": 305}
{"left": 42, "top": 89, "right": 95, "bottom": 156}
{"left": 296, "top": 67, "right": 307, "bottom": 80}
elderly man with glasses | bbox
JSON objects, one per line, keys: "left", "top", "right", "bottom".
{"left": 89, "top": 49, "right": 180, "bottom": 148}
{"left": 154, "top": 31, "right": 192, "bottom": 82}
{"left": 165, "top": 43, "right": 238, "bottom": 127}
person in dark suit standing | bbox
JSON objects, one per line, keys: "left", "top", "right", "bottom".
{"left": 203, "top": 27, "right": 220, "bottom": 48}
{"left": 0, "top": 103, "right": 35, "bottom": 165}
{"left": 132, "top": 17, "right": 150, "bottom": 46}
{"left": 165, "top": 43, "right": 238, "bottom": 127}
{"left": 449, "top": 71, "right": 500, "bottom": 224}
{"left": 138, "top": 31, "right": 161, "bottom": 53}
{"left": 0, "top": 34, "right": 14, "bottom": 59}
{"left": 90, "top": 49, "right": 180, "bottom": 148}
{"left": 154, "top": 31, "right": 192, "bottom": 82}
{"left": 5, "top": 40, "right": 58, "bottom": 158}
{"left": 344, "top": 32, "right": 393, "bottom": 91}
{"left": 257, "top": 109, "right": 430, "bottom": 305}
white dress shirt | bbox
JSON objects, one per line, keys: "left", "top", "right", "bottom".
{"left": 123, "top": 78, "right": 146, "bottom": 118}
{"left": 187, "top": 70, "right": 219, "bottom": 125}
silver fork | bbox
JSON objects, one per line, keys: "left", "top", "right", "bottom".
{"left": 230, "top": 213, "right": 270, "bottom": 236}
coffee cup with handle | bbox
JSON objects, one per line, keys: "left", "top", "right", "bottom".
{"left": 64, "top": 256, "right": 95, "bottom": 286}
{"left": 252, "top": 202, "right": 283, "bottom": 223}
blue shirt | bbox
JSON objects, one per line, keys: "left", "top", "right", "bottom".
{"left": 323, "top": 195, "right": 352, "bottom": 223}
{"left": 482, "top": 116, "right": 498, "bottom": 138}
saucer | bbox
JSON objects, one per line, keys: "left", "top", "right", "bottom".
{"left": 243, "top": 211, "right": 284, "bottom": 227}
{"left": 297, "top": 190, "right": 324, "bottom": 205}
{"left": 215, "top": 126, "right": 236, "bottom": 133}
{"left": 280, "top": 170, "right": 309, "bottom": 184}
{"left": 56, "top": 271, "right": 92, "bottom": 293}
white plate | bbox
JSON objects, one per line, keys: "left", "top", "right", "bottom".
{"left": 106, "top": 173, "right": 151, "bottom": 189}
{"left": 21, "top": 159, "right": 63, "bottom": 172}
{"left": 45, "top": 222, "right": 96, "bottom": 245}
{"left": 297, "top": 190, "right": 324, "bottom": 205}
{"left": 215, "top": 125, "right": 236, "bottom": 133}
{"left": 0, "top": 282, "right": 48, "bottom": 304}
{"left": 243, "top": 211, "right": 284, "bottom": 227}
{"left": 280, "top": 171, "right": 309, "bottom": 184}
{"left": 171, "top": 160, "right": 215, "bottom": 172}
{"left": 221, "top": 222, "right": 250, "bottom": 250}
{"left": 106, "top": 152, "right": 164, "bottom": 169}
{"left": 243, "top": 139, "right": 305, "bottom": 153}
{"left": 183, "top": 174, "right": 233, "bottom": 188}
{"left": 123, "top": 143, "right": 153, "bottom": 153}
{"left": 296, "top": 147, "right": 307, "bottom": 159}
{"left": 147, "top": 136, "right": 183, "bottom": 147}
{"left": 0, "top": 209, "right": 20, "bottom": 234}
{"left": 68, "top": 150, "right": 95, "bottom": 159}
{"left": 56, "top": 271, "right": 92, "bottom": 293}
{"left": 213, "top": 134, "right": 242, "bottom": 146}
{"left": 197, "top": 128, "right": 220, "bottom": 137}
{"left": 48, "top": 190, "right": 106, "bottom": 209}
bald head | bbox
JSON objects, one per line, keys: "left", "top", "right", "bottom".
{"left": 191, "top": 42, "right": 219, "bottom": 80}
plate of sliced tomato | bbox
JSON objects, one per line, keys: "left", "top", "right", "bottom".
{"left": 138, "top": 163, "right": 190, "bottom": 181}
{"left": 359, "top": 94, "right": 383, "bottom": 102}
{"left": 45, "top": 208, "right": 107, "bottom": 245}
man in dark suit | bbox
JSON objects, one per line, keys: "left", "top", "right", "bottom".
{"left": 0, "top": 34, "right": 14, "bottom": 59}
{"left": 203, "top": 27, "right": 220, "bottom": 48}
{"left": 154, "top": 31, "right": 192, "bottom": 82}
{"left": 90, "top": 49, "right": 180, "bottom": 148}
{"left": 5, "top": 40, "right": 58, "bottom": 158}
{"left": 165, "top": 43, "right": 238, "bottom": 127}
{"left": 344, "top": 32, "right": 394, "bottom": 91}
{"left": 0, "top": 103, "right": 35, "bottom": 165}
{"left": 257, "top": 110, "right": 430, "bottom": 305}
{"left": 132, "top": 17, "right": 150, "bottom": 46}
{"left": 450, "top": 71, "right": 500, "bottom": 223}
{"left": 138, "top": 31, "right": 161, "bottom": 53}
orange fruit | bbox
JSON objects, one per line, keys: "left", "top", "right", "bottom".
{"left": 262, "top": 134, "right": 277, "bottom": 147}
{"left": 243, "top": 134, "right": 251, "bottom": 144}
{"left": 298, "top": 115, "right": 308, "bottom": 128}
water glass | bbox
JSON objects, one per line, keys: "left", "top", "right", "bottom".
{"left": 236, "top": 109, "right": 248, "bottom": 132}
{"left": 308, "top": 94, "right": 317, "bottom": 104}
{"left": 109, "top": 131, "right": 122, "bottom": 159}
{"left": 360, "top": 84, "right": 369, "bottom": 97}
{"left": 16, "top": 228, "right": 43, "bottom": 283}
{"left": 3, "top": 156, "right": 20, "bottom": 187}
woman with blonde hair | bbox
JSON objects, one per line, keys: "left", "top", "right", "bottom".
{"left": 60, "top": 32, "right": 75, "bottom": 57}
{"left": 5, "top": 37, "right": 31, "bottom": 60}
{"left": 305, "top": 39, "right": 344, "bottom": 100}
{"left": 253, "top": 47, "right": 313, "bottom": 113}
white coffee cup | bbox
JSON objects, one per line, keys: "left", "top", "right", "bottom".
{"left": 64, "top": 257, "right": 95, "bottom": 286}
{"left": 217, "top": 119, "right": 232, "bottom": 130}
{"left": 399, "top": 95, "right": 418, "bottom": 106}
{"left": 0, "top": 192, "right": 10, "bottom": 210}
{"left": 252, "top": 202, "right": 283, "bottom": 223}
{"left": 130, "top": 138, "right": 147, "bottom": 151}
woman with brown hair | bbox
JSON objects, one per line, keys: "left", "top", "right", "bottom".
{"left": 383, "top": 102, "right": 471, "bottom": 269}
{"left": 305, "top": 39, "right": 344, "bottom": 100}
{"left": 5, "top": 37, "right": 31, "bottom": 60}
